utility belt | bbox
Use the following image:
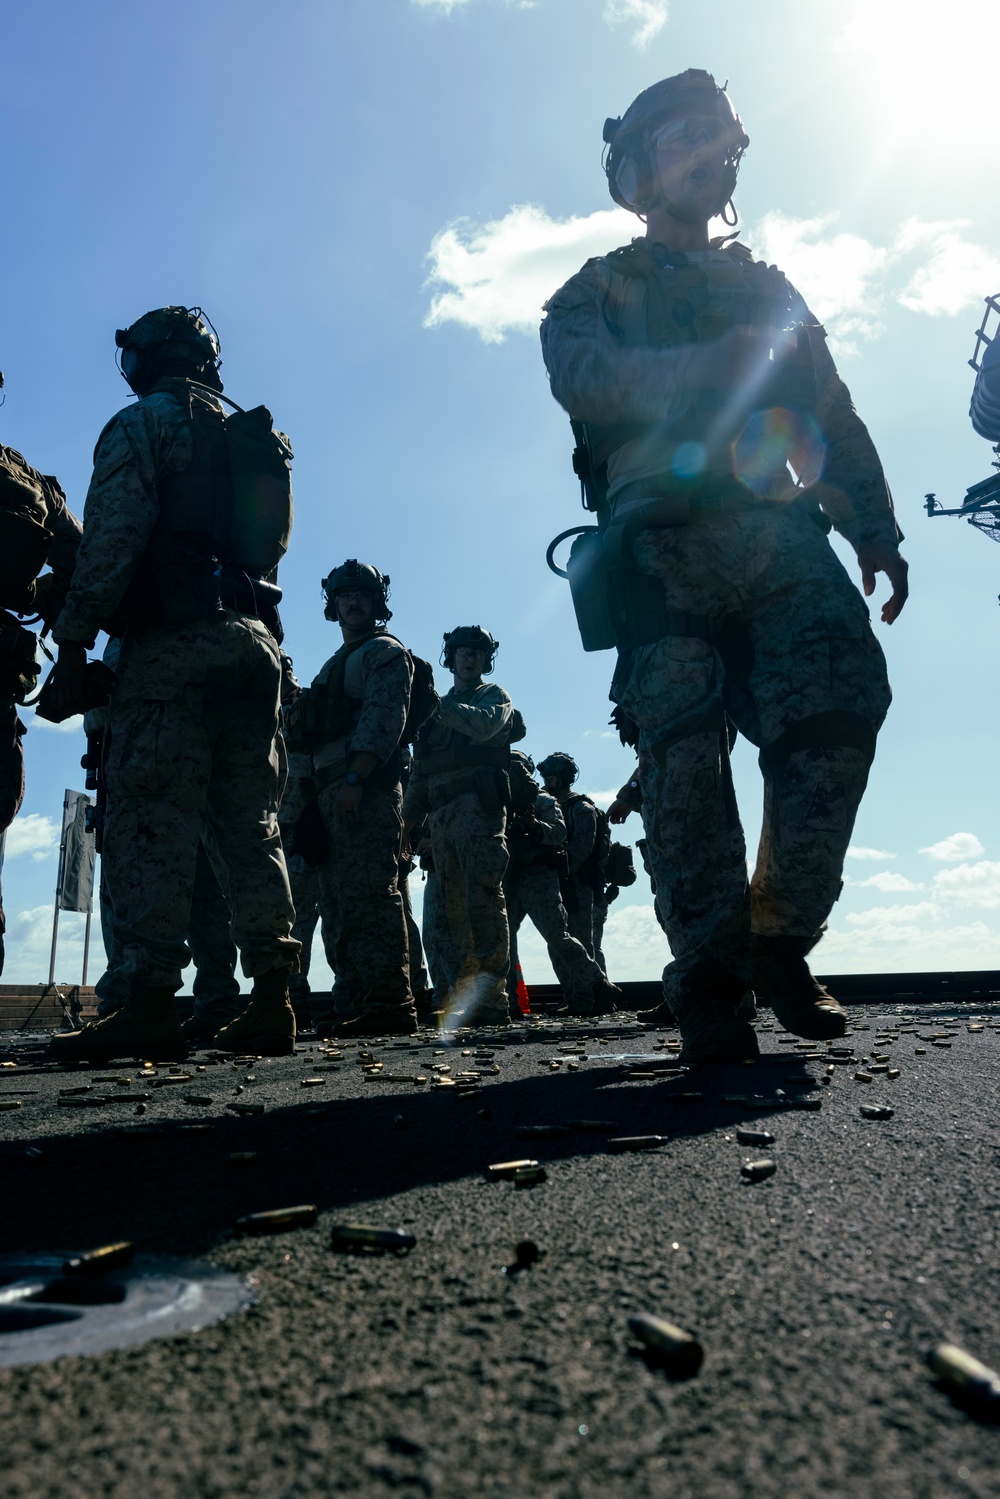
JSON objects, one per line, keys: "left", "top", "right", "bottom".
{"left": 314, "top": 747, "right": 402, "bottom": 795}
{"left": 428, "top": 766, "right": 510, "bottom": 816}
{"left": 416, "top": 740, "right": 511, "bottom": 777}
{"left": 561, "top": 482, "right": 829, "bottom": 654}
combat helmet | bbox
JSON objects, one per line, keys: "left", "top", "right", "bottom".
{"left": 441, "top": 625, "right": 499, "bottom": 673}
{"left": 321, "top": 559, "right": 392, "bottom": 622}
{"left": 115, "top": 306, "right": 222, "bottom": 395}
{"left": 537, "top": 752, "right": 579, "bottom": 787}
{"left": 603, "top": 69, "right": 749, "bottom": 221}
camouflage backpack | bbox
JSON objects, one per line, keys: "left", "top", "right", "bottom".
{"left": 0, "top": 445, "right": 55, "bottom": 611}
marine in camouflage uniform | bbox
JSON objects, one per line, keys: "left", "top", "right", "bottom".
{"left": 284, "top": 561, "right": 417, "bottom": 1036}
{"left": 540, "top": 72, "right": 907, "bottom": 1060}
{"left": 46, "top": 307, "right": 299, "bottom": 1062}
{"left": 538, "top": 753, "right": 609, "bottom": 970}
{"left": 0, "top": 403, "right": 82, "bottom": 973}
{"left": 505, "top": 751, "right": 617, "bottom": 1018}
{"left": 403, "top": 627, "right": 514, "bottom": 1027}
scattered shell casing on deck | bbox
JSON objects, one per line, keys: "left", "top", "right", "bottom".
{"left": 928, "top": 1343, "right": 1000, "bottom": 1411}
{"left": 628, "top": 1313, "right": 704, "bottom": 1375}
{"left": 330, "top": 1223, "right": 416, "bottom": 1253}
{"left": 741, "top": 1159, "right": 776, "bottom": 1182}
{"left": 234, "top": 1205, "right": 317, "bottom": 1235}
{"left": 63, "top": 1241, "right": 136, "bottom": 1276}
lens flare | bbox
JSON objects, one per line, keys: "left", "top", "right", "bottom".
{"left": 733, "top": 407, "right": 827, "bottom": 498}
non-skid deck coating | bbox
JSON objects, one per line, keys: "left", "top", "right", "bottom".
{"left": 2, "top": 1005, "right": 999, "bottom": 1499}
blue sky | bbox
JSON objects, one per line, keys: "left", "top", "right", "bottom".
{"left": 3, "top": 0, "right": 1000, "bottom": 989}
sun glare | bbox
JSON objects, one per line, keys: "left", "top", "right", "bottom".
{"left": 837, "top": 0, "right": 995, "bottom": 154}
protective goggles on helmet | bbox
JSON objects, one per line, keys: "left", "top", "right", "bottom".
{"left": 650, "top": 116, "right": 730, "bottom": 154}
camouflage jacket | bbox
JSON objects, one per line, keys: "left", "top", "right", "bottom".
{"left": 53, "top": 386, "right": 208, "bottom": 646}
{"left": 402, "top": 680, "right": 513, "bottom": 819}
{"left": 539, "top": 241, "right": 902, "bottom": 553}
{"left": 309, "top": 634, "right": 413, "bottom": 778}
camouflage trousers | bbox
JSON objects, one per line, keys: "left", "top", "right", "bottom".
{"left": 0, "top": 692, "right": 25, "bottom": 974}
{"left": 564, "top": 874, "right": 600, "bottom": 963}
{"left": 98, "top": 837, "right": 240, "bottom": 1022}
{"left": 278, "top": 750, "right": 321, "bottom": 1001}
{"left": 615, "top": 506, "right": 891, "bottom": 1007}
{"left": 316, "top": 777, "right": 412, "bottom": 1014}
{"left": 427, "top": 792, "right": 509, "bottom": 1005}
{"left": 102, "top": 613, "right": 299, "bottom": 994}
{"left": 421, "top": 869, "right": 459, "bottom": 996}
{"left": 505, "top": 861, "right": 606, "bottom": 1006}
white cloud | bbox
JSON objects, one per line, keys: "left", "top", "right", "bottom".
{"left": 425, "top": 202, "right": 1000, "bottom": 347}
{"left": 846, "top": 846, "right": 897, "bottom": 861}
{"left": 604, "top": 0, "right": 668, "bottom": 49}
{"left": 932, "top": 860, "right": 1000, "bottom": 909}
{"left": 424, "top": 204, "right": 635, "bottom": 344}
{"left": 895, "top": 219, "right": 1000, "bottom": 318}
{"left": 854, "top": 871, "right": 922, "bottom": 893}
{"left": 753, "top": 211, "right": 888, "bottom": 339}
{"left": 819, "top": 918, "right": 999, "bottom": 974}
{"left": 583, "top": 788, "right": 620, "bottom": 809}
{"left": 846, "top": 901, "right": 941, "bottom": 928}
{"left": 26, "top": 709, "right": 85, "bottom": 735}
{"left": 919, "top": 832, "right": 985, "bottom": 863}
{"left": 2, "top": 814, "right": 59, "bottom": 862}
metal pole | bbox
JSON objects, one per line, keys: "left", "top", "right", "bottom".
{"left": 81, "top": 908, "right": 92, "bottom": 987}
{"left": 47, "top": 800, "right": 68, "bottom": 988}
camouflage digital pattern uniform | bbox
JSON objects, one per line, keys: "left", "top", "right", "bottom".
{"left": 419, "top": 868, "right": 458, "bottom": 997}
{"left": 0, "top": 453, "right": 81, "bottom": 970}
{"left": 306, "top": 632, "right": 414, "bottom": 1017}
{"left": 404, "top": 682, "right": 513, "bottom": 1012}
{"left": 540, "top": 242, "right": 897, "bottom": 1012}
{"left": 52, "top": 387, "right": 299, "bottom": 994}
{"left": 277, "top": 746, "right": 321, "bottom": 1007}
{"left": 560, "top": 792, "right": 604, "bottom": 963}
{"left": 504, "top": 761, "right": 609, "bottom": 1011}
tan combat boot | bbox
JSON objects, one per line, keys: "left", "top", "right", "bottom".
{"left": 213, "top": 968, "right": 296, "bottom": 1056}
{"left": 49, "top": 987, "right": 187, "bottom": 1065}
{"left": 750, "top": 935, "right": 847, "bottom": 1040}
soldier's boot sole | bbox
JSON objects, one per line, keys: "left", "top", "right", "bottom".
{"left": 214, "top": 969, "right": 297, "bottom": 1056}
{"left": 49, "top": 994, "right": 187, "bottom": 1065}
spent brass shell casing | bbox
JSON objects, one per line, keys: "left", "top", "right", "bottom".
{"left": 514, "top": 1165, "right": 547, "bottom": 1187}
{"left": 234, "top": 1205, "right": 317, "bottom": 1235}
{"left": 227, "top": 1101, "right": 265, "bottom": 1115}
{"left": 790, "top": 1097, "right": 822, "bottom": 1111}
{"left": 183, "top": 1095, "right": 213, "bottom": 1106}
{"left": 860, "top": 1104, "right": 894, "bottom": 1120}
{"left": 607, "top": 1135, "right": 668, "bottom": 1153}
{"left": 736, "top": 1128, "right": 774, "bottom": 1146}
{"left": 628, "top": 1313, "right": 704, "bottom": 1375}
{"left": 486, "top": 1158, "right": 538, "bottom": 1179}
{"left": 63, "top": 1241, "right": 136, "bottom": 1276}
{"left": 0, "top": 1099, "right": 22, "bottom": 1111}
{"left": 57, "top": 1095, "right": 107, "bottom": 1108}
{"left": 741, "top": 1159, "right": 777, "bottom": 1182}
{"left": 330, "top": 1223, "right": 416, "bottom": 1253}
{"left": 854, "top": 1072, "right": 874, "bottom": 1083}
{"left": 300, "top": 1078, "right": 326, "bottom": 1087}
{"left": 928, "top": 1343, "right": 1000, "bottom": 1410}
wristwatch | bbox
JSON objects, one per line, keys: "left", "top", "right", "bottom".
{"left": 345, "top": 770, "right": 363, "bottom": 787}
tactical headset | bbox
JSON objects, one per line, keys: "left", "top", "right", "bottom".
{"left": 115, "top": 306, "right": 222, "bottom": 395}
{"left": 321, "top": 559, "right": 392, "bottom": 622}
{"left": 441, "top": 625, "right": 499, "bottom": 673}
{"left": 603, "top": 69, "right": 749, "bottom": 223}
